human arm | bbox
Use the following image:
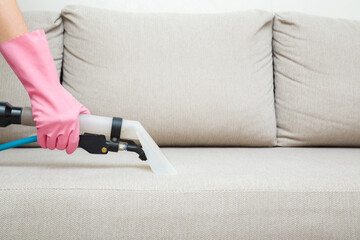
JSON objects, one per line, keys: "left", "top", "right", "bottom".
{"left": 0, "top": 0, "right": 90, "bottom": 154}
{"left": 0, "top": 0, "right": 28, "bottom": 44}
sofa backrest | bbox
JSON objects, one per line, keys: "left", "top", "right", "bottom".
{"left": 1, "top": 7, "right": 359, "bottom": 147}
{"left": 273, "top": 12, "right": 360, "bottom": 146}
{"left": 61, "top": 6, "right": 277, "bottom": 147}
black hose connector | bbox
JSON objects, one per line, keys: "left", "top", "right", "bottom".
{"left": 124, "top": 140, "right": 147, "bottom": 161}
{"left": 0, "top": 102, "right": 22, "bottom": 127}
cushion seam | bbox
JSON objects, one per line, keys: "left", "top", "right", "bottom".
{"left": 0, "top": 188, "right": 359, "bottom": 193}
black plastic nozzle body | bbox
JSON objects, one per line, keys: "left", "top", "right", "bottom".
{"left": 0, "top": 102, "right": 22, "bottom": 127}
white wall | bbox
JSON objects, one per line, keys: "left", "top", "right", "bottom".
{"left": 17, "top": 0, "right": 360, "bottom": 20}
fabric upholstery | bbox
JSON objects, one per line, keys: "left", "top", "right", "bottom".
{"left": 1, "top": 147, "right": 360, "bottom": 239}
{"left": 273, "top": 12, "right": 360, "bottom": 146}
{"left": 0, "top": 12, "right": 64, "bottom": 145}
{"left": 61, "top": 6, "right": 276, "bottom": 147}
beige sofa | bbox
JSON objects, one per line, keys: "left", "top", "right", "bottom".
{"left": 1, "top": 6, "right": 360, "bottom": 240}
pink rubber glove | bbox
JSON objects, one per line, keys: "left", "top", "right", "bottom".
{"left": 0, "top": 30, "right": 90, "bottom": 154}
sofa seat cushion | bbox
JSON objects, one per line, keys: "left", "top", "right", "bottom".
{"left": 1, "top": 148, "right": 360, "bottom": 239}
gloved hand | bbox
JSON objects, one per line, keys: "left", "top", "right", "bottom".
{"left": 0, "top": 29, "right": 90, "bottom": 154}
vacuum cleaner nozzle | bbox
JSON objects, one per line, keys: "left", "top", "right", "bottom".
{"left": 0, "top": 102, "right": 177, "bottom": 174}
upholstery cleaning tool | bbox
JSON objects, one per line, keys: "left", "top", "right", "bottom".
{"left": 0, "top": 102, "right": 177, "bottom": 174}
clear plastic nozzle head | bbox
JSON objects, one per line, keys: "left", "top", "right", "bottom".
{"left": 120, "top": 119, "right": 177, "bottom": 174}
{"left": 79, "top": 115, "right": 177, "bottom": 174}
{"left": 135, "top": 124, "right": 177, "bottom": 174}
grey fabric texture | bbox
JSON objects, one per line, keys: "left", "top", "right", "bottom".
{"left": 273, "top": 12, "right": 360, "bottom": 146}
{"left": 1, "top": 147, "right": 360, "bottom": 239}
{"left": 61, "top": 6, "right": 276, "bottom": 147}
{"left": 0, "top": 12, "right": 64, "bottom": 145}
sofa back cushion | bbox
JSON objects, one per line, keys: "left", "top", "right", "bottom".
{"left": 0, "top": 12, "right": 63, "bottom": 145}
{"left": 273, "top": 12, "right": 360, "bottom": 146}
{"left": 61, "top": 6, "right": 276, "bottom": 146}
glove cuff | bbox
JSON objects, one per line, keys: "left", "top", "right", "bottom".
{"left": 0, "top": 29, "right": 61, "bottom": 97}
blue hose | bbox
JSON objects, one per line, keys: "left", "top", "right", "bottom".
{"left": 0, "top": 136, "right": 38, "bottom": 151}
